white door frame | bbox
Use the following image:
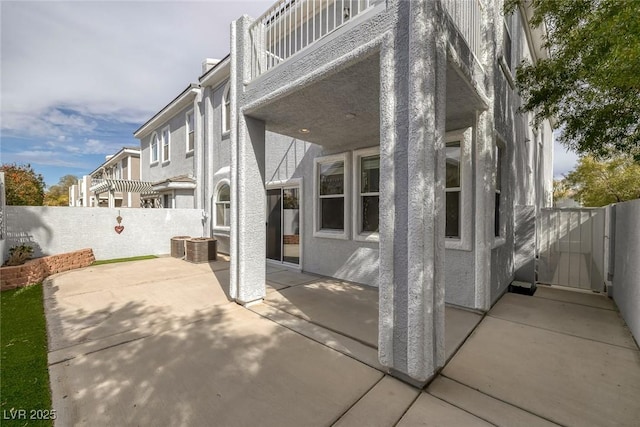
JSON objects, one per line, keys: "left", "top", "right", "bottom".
{"left": 266, "top": 178, "right": 303, "bottom": 270}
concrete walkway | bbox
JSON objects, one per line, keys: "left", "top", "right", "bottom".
{"left": 45, "top": 258, "right": 640, "bottom": 426}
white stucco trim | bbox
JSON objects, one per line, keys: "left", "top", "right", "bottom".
{"left": 352, "top": 146, "right": 380, "bottom": 243}
{"left": 445, "top": 128, "right": 473, "bottom": 251}
{"left": 313, "top": 152, "right": 350, "bottom": 240}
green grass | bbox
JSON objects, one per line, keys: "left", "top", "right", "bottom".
{"left": 1, "top": 284, "right": 53, "bottom": 426}
{"left": 92, "top": 255, "right": 157, "bottom": 266}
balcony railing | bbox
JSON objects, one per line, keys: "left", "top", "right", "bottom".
{"left": 249, "top": 0, "right": 375, "bottom": 80}
{"left": 248, "top": 0, "right": 482, "bottom": 81}
{"left": 442, "top": 0, "right": 482, "bottom": 61}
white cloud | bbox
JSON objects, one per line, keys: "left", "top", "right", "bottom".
{"left": 1, "top": 1, "right": 272, "bottom": 123}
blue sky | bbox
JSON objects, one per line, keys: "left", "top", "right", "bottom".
{"left": 0, "top": 0, "right": 272, "bottom": 186}
{"left": 1, "top": 0, "right": 577, "bottom": 187}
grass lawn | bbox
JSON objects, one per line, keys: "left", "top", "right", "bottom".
{"left": 1, "top": 284, "right": 53, "bottom": 426}
{"left": 92, "top": 254, "right": 157, "bottom": 266}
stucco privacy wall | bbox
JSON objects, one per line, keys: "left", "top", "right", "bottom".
{"left": 611, "top": 199, "right": 640, "bottom": 342}
{"left": 3, "top": 207, "right": 204, "bottom": 262}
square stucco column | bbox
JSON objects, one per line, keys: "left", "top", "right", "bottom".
{"left": 230, "top": 16, "right": 267, "bottom": 305}
{"left": 378, "top": 0, "right": 447, "bottom": 383}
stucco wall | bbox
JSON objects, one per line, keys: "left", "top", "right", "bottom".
{"left": 611, "top": 199, "right": 640, "bottom": 342}
{"left": 140, "top": 104, "right": 195, "bottom": 184}
{"left": 3, "top": 206, "right": 204, "bottom": 262}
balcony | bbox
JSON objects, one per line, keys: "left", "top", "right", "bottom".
{"left": 248, "top": 0, "right": 483, "bottom": 81}
{"left": 248, "top": 0, "right": 378, "bottom": 81}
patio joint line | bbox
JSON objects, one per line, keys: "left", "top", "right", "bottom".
{"left": 48, "top": 335, "right": 150, "bottom": 366}
{"left": 486, "top": 314, "right": 638, "bottom": 351}
{"left": 531, "top": 293, "right": 616, "bottom": 311}
{"left": 424, "top": 391, "right": 500, "bottom": 426}
{"left": 439, "top": 374, "right": 566, "bottom": 427}
{"left": 260, "top": 301, "right": 378, "bottom": 350}
{"left": 391, "top": 387, "right": 423, "bottom": 427}
{"left": 247, "top": 305, "right": 382, "bottom": 371}
{"left": 329, "top": 375, "right": 385, "bottom": 426}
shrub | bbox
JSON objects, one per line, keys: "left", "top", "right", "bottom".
{"left": 5, "top": 244, "right": 34, "bottom": 266}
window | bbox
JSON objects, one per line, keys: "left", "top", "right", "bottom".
{"left": 314, "top": 153, "right": 349, "bottom": 239}
{"left": 353, "top": 147, "right": 379, "bottom": 241}
{"left": 150, "top": 133, "right": 159, "bottom": 163}
{"left": 186, "top": 110, "right": 194, "bottom": 152}
{"left": 494, "top": 143, "right": 504, "bottom": 238}
{"left": 503, "top": 14, "right": 513, "bottom": 71}
{"left": 444, "top": 129, "right": 472, "bottom": 251}
{"left": 161, "top": 126, "right": 170, "bottom": 162}
{"left": 163, "top": 193, "right": 172, "bottom": 209}
{"left": 445, "top": 141, "right": 461, "bottom": 238}
{"left": 222, "top": 83, "right": 230, "bottom": 134}
{"left": 215, "top": 182, "right": 231, "bottom": 228}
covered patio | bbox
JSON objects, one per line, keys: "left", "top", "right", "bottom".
{"left": 46, "top": 257, "right": 640, "bottom": 426}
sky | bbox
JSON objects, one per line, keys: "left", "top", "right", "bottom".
{"left": 0, "top": 0, "right": 577, "bottom": 187}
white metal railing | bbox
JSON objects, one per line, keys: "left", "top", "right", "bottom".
{"left": 249, "top": 0, "right": 375, "bottom": 80}
{"left": 442, "top": 0, "right": 482, "bottom": 61}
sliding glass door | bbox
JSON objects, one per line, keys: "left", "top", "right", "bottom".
{"left": 266, "top": 186, "right": 300, "bottom": 265}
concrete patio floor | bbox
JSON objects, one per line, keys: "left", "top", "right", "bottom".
{"left": 44, "top": 257, "right": 640, "bottom": 426}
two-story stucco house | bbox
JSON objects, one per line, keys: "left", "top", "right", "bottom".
{"left": 70, "top": 147, "right": 145, "bottom": 208}
{"left": 135, "top": 0, "right": 554, "bottom": 384}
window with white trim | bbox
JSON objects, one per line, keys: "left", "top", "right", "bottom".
{"left": 161, "top": 126, "right": 170, "bottom": 162}
{"left": 314, "top": 153, "right": 349, "bottom": 239}
{"left": 445, "top": 129, "right": 472, "bottom": 250}
{"left": 353, "top": 147, "right": 379, "bottom": 241}
{"left": 222, "top": 83, "right": 230, "bottom": 134}
{"left": 186, "top": 110, "right": 194, "bottom": 152}
{"left": 494, "top": 142, "right": 504, "bottom": 238}
{"left": 445, "top": 141, "right": 461, "bottom": 238}
{"left": 150, "top": 133, "right": 159, "bottom": 163}
{"left": 215, "top": 182, "right": 231, "bottom": 228}
{"left": 503, "top": 13, "right": 513, "bottom": 71}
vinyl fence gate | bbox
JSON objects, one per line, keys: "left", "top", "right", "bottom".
{"left": 537, "top": 208, "right": 607, "bottom": 292}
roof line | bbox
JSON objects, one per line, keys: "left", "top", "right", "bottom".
{"left": 133, "top": 83, "right": 200, "bottom": 136}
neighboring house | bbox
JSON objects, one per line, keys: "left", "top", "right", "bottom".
{"left": 135, "top": 0, "right": 554, "bottom": 383}
{"left": 70, "top": 147, "right": 150, "bottom": 208}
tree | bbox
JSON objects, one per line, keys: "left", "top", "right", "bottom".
{"left": 44, "top": 174, "right": 78, "bottom": 206}
{"left": 0, "top": 163, "right": 45, "bottom": 206}
{"left": 506, "top": 0, "right": 640, "bottom": 160}
{"left": 563, "top": 155, "right": 640, "bottom": 207}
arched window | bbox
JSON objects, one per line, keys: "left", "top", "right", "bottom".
{"left": 215, "top": 182, "right": 231, "bottom": 227}
{"left": 222, "top": 83, "right": 230, "bottom": 134}
{"left": 150, "top": 132, "right": 159, "bottom": 163}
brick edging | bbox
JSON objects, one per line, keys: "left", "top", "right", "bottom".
{"left": 1, "top": 248, "right": 95, "bottom": 291}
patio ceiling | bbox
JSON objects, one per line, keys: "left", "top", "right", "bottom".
{"left": 246, "top": 53, "right": 486, "bottom": 148}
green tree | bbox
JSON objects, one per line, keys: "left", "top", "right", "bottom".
{"left": 44, "top": 174, "right": 77, "bottom": 206}
{"left": 506, "top": 0, "right": 640, "bottom": 160}
{"left": 0, "top": 163, "right": 45, "bottom": 206}
{"left": 564, "top": 155, "right": 640, "bottom": 207}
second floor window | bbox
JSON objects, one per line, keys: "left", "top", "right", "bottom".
{"left": 161, "top": 126, "right": 170, "bottom": 162}
{"left": 503, "top": 14, "right": 513, "bottom": 71}
{"left": 222, "top": 83, "right": 230, "bottom": 134}
{"left": 151, "top": 133, "right": 159, "bottom": 163}
{"left": 186, "top": 111, "right": 194, "bottom": 152}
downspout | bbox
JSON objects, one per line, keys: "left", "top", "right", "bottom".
{"left": 193, "top": 87, "right": 203, "bottom": 211}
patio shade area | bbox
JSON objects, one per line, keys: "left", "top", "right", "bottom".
{"left": 44, "top": 257, "right": 640, "bottom": 426}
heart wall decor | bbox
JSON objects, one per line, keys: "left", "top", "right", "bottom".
{"left": 115, "top": 225, "right": 125, "bottom": 234}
